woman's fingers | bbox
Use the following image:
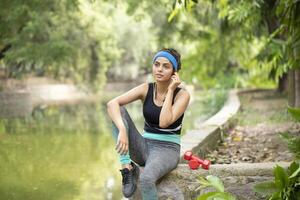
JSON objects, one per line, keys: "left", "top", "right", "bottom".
{"left": 120, "top": 145, "right": 128, "bottom": 155}
{"left": 122, "top": 144, "right": 129, "bottom": 155}
{"left": 169, "top": 75, "right": 181, "bottom": 91}
{"left": 115, "top": 141, "right": 120, "bottom": 151}
{"left": 172, "top": 73, "right": 180, "bottom": 82}
{"left": 115, "top": 132, "right": 129, "bottom": 154}
{"left": 172, "top": 75, "right": 180, "bottom": 84}
{"left": 120, "top": 144, "right": 125, "bottom": 154}
{"left": 118, "top": 142, "right": 124, "bottom": 154}
{"left": 116, "top": 143, "right": 121, "bottom": 153}
{"left": 174, "top": 72, "right": 180, "bottom": 79}
{"left": 116, "top": 140, "right": 128, "bottom": 155}
{"left": 171, "top": 77, "right": 176, "bottom": 82}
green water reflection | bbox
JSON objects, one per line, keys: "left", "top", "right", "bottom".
{"left": 0, "top": 104, "right": 123, "bottom": 200}
{"left": 0, "top": 89, "right": 226, "bottom": 200}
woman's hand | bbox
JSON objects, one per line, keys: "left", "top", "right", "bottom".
{"left": 168, "top": 72, "right": 181, "bottom": 91}
{"left": 116, "top": 129, "right": 129, "bottom": 155}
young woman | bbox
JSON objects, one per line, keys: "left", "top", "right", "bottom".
{"left": 106, "top": 48, "right": 190, "bottom": 199}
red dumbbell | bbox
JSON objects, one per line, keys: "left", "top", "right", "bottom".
{"left": 184, "top": 151, "right": 211, "bottom": 170}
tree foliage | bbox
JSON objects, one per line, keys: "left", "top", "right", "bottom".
{"left": 169, "top": 0, "right": 300, "bottom": 89}
{"left": 2, "top": 0, "right": 298, "bottom": 91}
{"left": 0, "top": 1, "right": 158, "bottom": 90}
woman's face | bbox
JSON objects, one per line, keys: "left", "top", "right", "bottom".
{"left": 152, "top": 57, "right": 174, "bottom": 82}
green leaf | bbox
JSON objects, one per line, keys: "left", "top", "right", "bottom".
{"left": 198, "top": 176, "right": 212, "bottom": 187}
{"left": 212, "top": 192, "right": 236, "bottom": 200}
{"left": 280, "top": 133, "right": 300, "bottom": 159}
{"left": 270, "top": 193, "right": 281, "bottom": 200}
{"left": 274, "top": 165, "right": 289, "bottom": 190}
{"left": 206, "top": 175, "right": 224, "bottom": 192}
{"left": 197, "top": 192, "right": 236, "bottom": 200}
{"left": 280, "top": 132, "right": 294, "bottom": 141}
{"left": 168, "top": 8, "right": 179, "bottom": 22}
{"left": 253, "top": 181, "right": 278, "bottom": 196}
{"left": 289, "top": 165, "right": 300, "bottom": 178}
{"left": 294, "top": 190, "right": 300, "bottom": 200}
{"left": 288, "top": 161, "right": 300, "bottom": 177}
{"left": 287, "top": 106, "right": 300, "bottom": 121}
{"left": 197, "top": 192, "right": 220, "bottom": 200}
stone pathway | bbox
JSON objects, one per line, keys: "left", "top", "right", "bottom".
{"left": 206, "top": 90, "right": 299, "bottom": 164}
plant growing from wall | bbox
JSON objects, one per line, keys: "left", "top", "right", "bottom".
{"left": 254, "top": 107, "right": 300, "bottom": 200}
{"left": 196, "top": 175, "right": 236, "bottom": 200}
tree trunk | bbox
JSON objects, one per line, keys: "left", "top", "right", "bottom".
{"left": 277, "top": 73, "right": 288, "bottom": 93}
{"left": 288, "top": 69, "right": 300, "bottom": 107}
{"left": 288, "top": 69, "right": 295, "bottom": 107}
{"left": 0, "top": 44, "right": 12, "bottom": 60}
{"left": 89, "top": 43, "right": 100, "bottom": 83}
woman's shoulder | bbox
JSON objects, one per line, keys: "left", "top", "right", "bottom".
{"left": 136, "top": 82, "right": 150, "bottom": 102}
{"left": 138, "top": 82, "right": 150, "bottom": 89}
{"left": 175, "top": 84, "right": 190, "bottom": 100}
{"left": 177, "top": 83, "right": 190, "bottom": 94}
{"left": 133, "top": 82, "right": 149, "bottom": 89}
{"left": 140, "top": 82, "right": 156, "bottom": 91}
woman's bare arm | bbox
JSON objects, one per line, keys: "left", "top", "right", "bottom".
{"left": 159, "top": 89, "right": 190, "bottom": 128}
{"left": 106, "top": 82, "right": 147, "bottom": 155}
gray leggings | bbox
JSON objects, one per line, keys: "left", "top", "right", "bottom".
{"left": 111, "top": 106, "right": 180, "bottom": 200}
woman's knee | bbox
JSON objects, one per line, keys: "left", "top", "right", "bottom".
{"left": 119, "top": 106, "right": 130, "bottom": 129}
{"left": 119, "top": 106, "right": 127, "bottom": 116}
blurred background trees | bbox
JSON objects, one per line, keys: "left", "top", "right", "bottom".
{"left": 0, "top": 0, "right": 158, "bottom": 90}
{"left": 169, "top": 0, "right": 300, "bottom": 106}
{"left": 0, "top": 0, "right": 299, "bottom": 106}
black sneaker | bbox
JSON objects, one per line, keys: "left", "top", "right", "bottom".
{"left": 119, "top": 162, "right": 139, "bottom": 198}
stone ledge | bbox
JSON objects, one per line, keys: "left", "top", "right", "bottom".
{"left": 130, "top": 162, "right": 290, "bottom": 200}
{"left": 173, "top": 162, "right": 290, "bottom": 178}
{"left": 165, "top": 162, "right": 290, "bottom": 199}
{"left": 180, "top": 89, "right": 241, "bottom": 158}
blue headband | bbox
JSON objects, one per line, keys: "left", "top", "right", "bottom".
{"left": 152, "top": 51, "right": 178, "bottom": 71}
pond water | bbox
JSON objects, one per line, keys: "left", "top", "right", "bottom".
{"left": 0, "top": 90, "right": 226, "bottom": 200}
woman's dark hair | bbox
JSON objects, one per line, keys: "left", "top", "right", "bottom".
{"left": 159, "top": 48, "right": 181, "bottom": 72}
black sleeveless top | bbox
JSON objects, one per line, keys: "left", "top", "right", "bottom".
{"left": 143, "top": 82, "right": 184, "bottom": 135}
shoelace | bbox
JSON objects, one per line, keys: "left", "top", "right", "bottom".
{"left": 121, "top": 170, "right": 133, "bottom": 184}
